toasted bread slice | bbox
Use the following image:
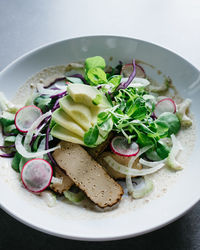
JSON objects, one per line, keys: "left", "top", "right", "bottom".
{"left": 50, "top": 166, "right": 74, "bottom": 194}
{"left": 53, "top": 141, "right": 123, "bottom": 208}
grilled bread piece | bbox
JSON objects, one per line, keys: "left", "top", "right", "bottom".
{"left": 53, "top": 141, "right": 123, "bottom": 208}
{"left": 50, "top": 166, "right": 74, "bottom": 194}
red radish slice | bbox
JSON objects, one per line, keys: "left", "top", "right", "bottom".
{"left": 15, "top": 105, "right": 42, "bottom": 133}
{"left": 21, "top": 158, "right": 53, "bottom": 193}
{"left": 111, "top": 136, "right": 139, "bottom": 157}
{"left": 153, "top": 98, "right": 176, "bottom": 118}
{"left": 121, "top": 63, "right": 146, "bottom": 78}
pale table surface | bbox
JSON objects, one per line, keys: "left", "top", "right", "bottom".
{"left": 0, "top": 0, "right": 199, "bottom": 249}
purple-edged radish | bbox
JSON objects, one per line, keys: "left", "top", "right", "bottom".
{"left": 111, "top": 136, "right": 139, "bottom": 157}
{"left": 153, "top": 98, "right": 176, "bottom": 118}
{"left": 15, "top": 105, "right": 42, "bottom": 133}
{"left": 121, "top": 63, "right": 146, "bottom": 78}
{"left": 21, "top": 158, "right": 53, "bottom": 193}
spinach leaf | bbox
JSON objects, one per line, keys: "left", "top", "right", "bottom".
{"left": 19, "top": 157, "right": 31, "bottom": 172}
{"left": 34, "top": 95, "right": 55, "bottom": 113}
{"left": 134, "top": 127, "right": 154, "bottom": 147}
{"left": 92, "top": 94, "right": 103, "bottom": 105}
{"left": 87, "top": 68, "right": 107, "bottom": 85}
{"left": 156, "top": 141, "right": 170, "bottom": 159}
{"left": 32, "top": 136, "right": 43, "bottom": 152}
{"left": 4, "top": 124, "right": 18, "bottom": 135}
{"left": 11, "top": 152, "right": 22, "bottom": 172}
{"left": 131, "top": 107, "right": 147, "bottom": 120}
{"left": 149, "top": 120, "right": 169, "bottom": 138}
{"left": 84, "top": 125, "right": 99, "bottom": 146}
{"left": 97, "top": 111, "right": 109, "bottom": 125}
{"left": 156, "top": 112, "right": 181, "bottom": 136}
{"left": 108, "top": 75, "right": 122, "bottom": 90}
{"left": 85, "top": 56, "right": 106, "bottom": 71}
{"left": 0, "top": 111, "right": 15, "bottom": 127}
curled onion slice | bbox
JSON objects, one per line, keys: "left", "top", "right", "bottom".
{"left": 139, "top": 158, "right": 166, "bottom": 168}
{"left": 104, "top": 156, "right": 164, "bottom": 176}
{"left": 15, "top": 134, "right": 60, "bottom": 158}
{"left": 131, "top": 177, "right": 153, "bottom": 199}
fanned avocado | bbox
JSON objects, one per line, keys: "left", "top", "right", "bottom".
{"left": 67, "top": 84, "right": 110, "bottom": 108}
{"left": 59, "top": 95, "right": 92, "bottom": 131}
{"left": 51, "top": 124, "right": 84, "bottom": 145}
{"left": 51, "top": 84, "right": 112, "bottom": 146}
{"left": 52, "top": 108, "right": 86, "bottom": 137}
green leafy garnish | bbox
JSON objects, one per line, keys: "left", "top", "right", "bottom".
{"left": 92, "top": 94, "right": 103, "bottom": 105}
{"left": 156, "top": 112, "right": 181, "bottom": 136}
{"left": 4, "top": 124, "right": 18, "bottom": 135}
{"left": 12, "top": 152, "right": 22, "bottom": 172}
{"left": 0, "top": 111, "right": 15, "bottom": 127}
{"left": 34, "top": 96, "right": 55, "bottom": 113}
{"left": 108, "top": 75, "right": 122, "bottom": 91}
{"left": 156, "top": 141, "right": 170, "bottom": 159}
{"left": 87, "top": 68, "right": 107, "bottom": 85}
{"left": 85, "top": 56, "right": 106, "bottom": 71}
{"left": 83, "top": 125, "right": 99, "bottom": 146}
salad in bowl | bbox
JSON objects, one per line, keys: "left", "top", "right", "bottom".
{"left": 0, "top": 56, "right": 193, "bottom": 209}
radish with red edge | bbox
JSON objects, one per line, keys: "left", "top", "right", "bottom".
{"left": 153, "top": 98, "right": 176, "bottom": 118}
{"left": 111, "top": 136, "right": 139, "bottom": 157}
{"left": 121, "top": 63, "right": 146, "bottom": 78}
{"left": 15, "top": 105, "right": 42, "bottom": 133}
{"left": 21, "top": 158, "right": 53, "bottom": 193}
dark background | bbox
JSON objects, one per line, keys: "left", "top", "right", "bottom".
{"left": 0, "top": 204, "right": 200, "bottom": 250}
{"left": 0, "top": 0, "right": 199, "bottom": 249}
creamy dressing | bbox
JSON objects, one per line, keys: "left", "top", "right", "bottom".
{"left": 0, "top": 64, "right": 196, "bottom": 220}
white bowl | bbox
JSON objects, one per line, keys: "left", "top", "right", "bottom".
{"left": 0, "top": 36, "right": 199, "bottom": 241}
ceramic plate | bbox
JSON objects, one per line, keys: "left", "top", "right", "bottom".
{"left": 0, "top": 36, "right": 199, "bottom": 241}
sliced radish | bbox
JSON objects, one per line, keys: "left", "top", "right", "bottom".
{"left": 121, "top": 63, "right": 146, "bottom": 78}
{"left": 110, "top": 136, "right": 139, "bottom": 157}
{"left": 21, "top": 158, "right": 53, "bottom": 193}
{"left": 15, "top": 105, "right": 42, "bottom": 133}
{"left": 153, "top": 98, "right": 176, "bottom": 118}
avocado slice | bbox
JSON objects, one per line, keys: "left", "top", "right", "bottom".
{"left": 51, "top": 124, "right": 84, "bottom": 145}
{"left": 52, "top": 108, "right": 86, "bottom": 137}
{"left": 67, "top": 84, "right": 110, "bottom": 108}
{"left": 59, "top": 95, "right": 92, "bottom": 131}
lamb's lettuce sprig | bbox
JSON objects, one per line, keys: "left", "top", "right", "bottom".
{"left": 97, "top": 86, "right": 181, "bottom": 158}
{"left": 83, "top": 56, "right": 181, "bottom": 156}
{"left": 84, "top": 56, "right": 122, "bottom": 91}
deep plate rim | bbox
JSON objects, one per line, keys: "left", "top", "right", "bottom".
{"left": 0, "top": 35, "right": 199, "bottom": 241}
